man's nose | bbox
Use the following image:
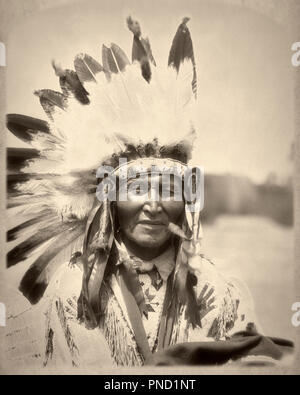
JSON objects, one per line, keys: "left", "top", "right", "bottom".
{"left": 143, "top": 200, "right": 163, "bottom": 216}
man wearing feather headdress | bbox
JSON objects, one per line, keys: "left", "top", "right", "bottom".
{"left": 4, "top": 17, "right": 293, "bottom": 370}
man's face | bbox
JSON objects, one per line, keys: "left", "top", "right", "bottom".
{"left": 116, "top": 174, "right": 184, "bottom": 249}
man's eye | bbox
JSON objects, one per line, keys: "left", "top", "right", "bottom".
{"left": 127, "top": 184, "right": 149, "bottom": 199}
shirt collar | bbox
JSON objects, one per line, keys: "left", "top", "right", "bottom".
{"left": 147, "top": 247, "right": 175, "bottom": 281}
{"left": 120, "top": 245, "right": 176, "bottom": 282}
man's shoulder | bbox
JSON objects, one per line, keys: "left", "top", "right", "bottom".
{"left": 191, "top": 254, "right": 250, "bottom": 303}
{"left": 192, "top": 254, "right": 225, "bottom": 283}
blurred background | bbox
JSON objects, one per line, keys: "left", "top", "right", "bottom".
{"left": 5, "top": 0, "right": 295, "bottom": 341}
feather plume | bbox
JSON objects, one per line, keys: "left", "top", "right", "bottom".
{"left": 52, "top": 60, "right": 65, "bottom": 77}
{"left": 7, "top": 148, "right": 41, "bottom": 174}
{"left": 110, "top": 44, "right": 130, "bottom": 72}
{"left": 6, "top": 114, "right": 50, "bottom": 143}
{"left": 7, "top": 219, "right": 83, "bottom": 267}
{"left": 168, "top": 17, "right": 197, "bottom": 98}
{"left": 34, "top": 89, "right": 67, "bottom": 120}
{"left": 102, "top": 45, "right": 117, "bottom": 74}
{"left": 127, "top": 16, "right": 142, "bottom": 37}
{"left": 52, "top": 60, "right": 90, "bottom": 104}
{"left": 19, "top": 223, "right": 85, "bottom": 303}
{"left": 7, "top": 210, "right": 54, "bottom": 242}
{"left": 127, "top": 16, "right": 156, "bottom": 82}
{"left": 102, "top": 44, "right": 130, "bottom": 75}
{"left": 74, "top": 53, "right": 103, "bottom": 83}
{"left": 142, "top": 37, "right": 156, "bottom": 66}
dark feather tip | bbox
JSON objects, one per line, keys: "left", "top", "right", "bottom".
{"left": 168, "top": 17, "right": 195, "bottom": 72}
{"left": 19, "top": 265, "right": 48, "bottom": 304}
{"left": 6, "top": 114, "right": 50, "bottom": 143}
{"left": 7, "top": 147, "right": 41, "bottom": 173}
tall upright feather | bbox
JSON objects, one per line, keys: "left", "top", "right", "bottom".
{"left": 52, "top": 60, "right": 90, "bottom": 104}
{"left": 102, "top": 44, "right": 130, "bottom": 75}
{"left": 74, "top": 53, "right": 103, "bottom": 84}
{"left": 34, "top": 89, "right": 67, "bottom": 120}
{"left": 127, "top": 16, "right": 156, "bottom": 83}
{"left": 168, "top": 17, "right": 197, "bottom": 98}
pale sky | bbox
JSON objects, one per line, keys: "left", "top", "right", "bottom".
{"left": 6, "top": 0, "right": 294, "bottom": 183}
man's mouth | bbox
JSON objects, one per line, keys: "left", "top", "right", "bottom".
{"left": 138, "top": 220, "right": 166, "bottom": 226}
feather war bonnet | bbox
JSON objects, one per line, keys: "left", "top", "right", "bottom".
{"left": 7, "top": 16, "right": 200, "bottom": 304}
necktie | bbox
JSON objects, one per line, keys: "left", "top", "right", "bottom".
{"left": 130, "top": 256, "right": 164, "bottom": 290}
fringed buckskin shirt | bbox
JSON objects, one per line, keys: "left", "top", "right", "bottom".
{"left": 4, "top": 248, "right": 259, "bottom": 369}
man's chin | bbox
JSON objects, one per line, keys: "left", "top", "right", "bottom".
{"left": 131, "top": 236, "right": 169, "bottom": 250}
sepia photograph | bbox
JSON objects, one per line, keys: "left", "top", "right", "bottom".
{"left": 0, "top": 0, "right": 299, "bottom": 376}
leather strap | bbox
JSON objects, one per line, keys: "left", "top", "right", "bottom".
{"left": 118, "top": 264, "right": 154, "bottom": 365}
{"left": 157, "top": 271, "right": 177, "bottom": 350}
